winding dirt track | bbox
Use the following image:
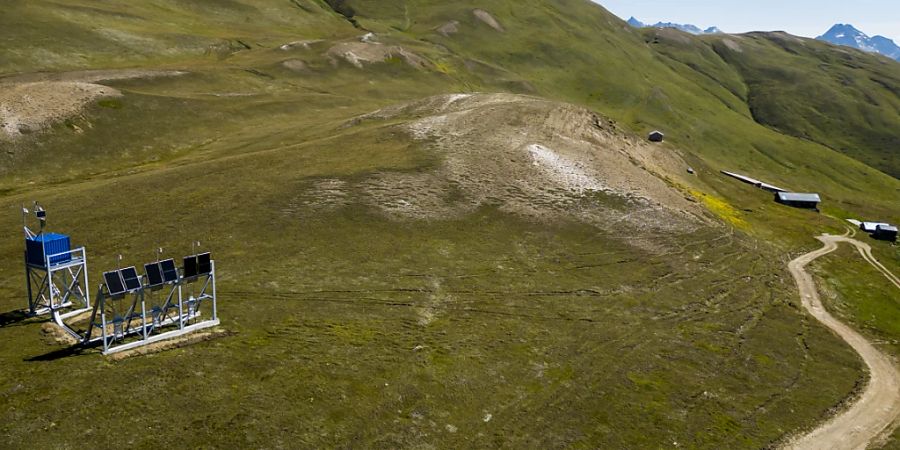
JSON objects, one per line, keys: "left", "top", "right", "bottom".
{"left": 785, "top": 235, "right": 900, "bottom": 450}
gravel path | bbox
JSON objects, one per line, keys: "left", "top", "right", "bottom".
{"left": 785, "top": 234, "right": 900, "bottom": 450}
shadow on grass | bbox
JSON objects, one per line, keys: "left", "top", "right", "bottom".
{"left": 25, "top": 342, "right": 99, "bottom": 362}
{"left": 0, "top": 309, "right": 32, "bottom": 328}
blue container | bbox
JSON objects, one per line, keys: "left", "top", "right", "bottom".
{"left": 26, "top": 233, "right": 72, "bottom": 267}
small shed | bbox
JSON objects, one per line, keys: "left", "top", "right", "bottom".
{"left": 775, "top": 192, "right": 821, "bottom": 210}
{"left": 873, "top": 225, "right": 898, "bottom": 242}
{"left": 648, "top": 130, "right": 665, "bottom": 142}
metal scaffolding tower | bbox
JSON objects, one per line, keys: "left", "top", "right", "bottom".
{"left": 22, "top": 204, "right": 91, "bottom": 319}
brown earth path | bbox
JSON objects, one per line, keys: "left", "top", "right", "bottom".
{"left": 785, "top": 234, "right": 900, "bottom": 450}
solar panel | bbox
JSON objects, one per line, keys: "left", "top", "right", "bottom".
{"left": 104, "top": 271, "right": 126, "bottom": 297}
{"left": 183, "top": 255, "right": 199, "bottom": 279}
{"left": 197, "top": 252, "right": 211, "bottom": 275}
{"left": 160, "top": 259, "right": 178, "bottom": 283}
{"left": 145, "top": 262, "right": 163, "bottom": 287}
{"left": 121, "top": 266, "right": 141, "bottom": 291}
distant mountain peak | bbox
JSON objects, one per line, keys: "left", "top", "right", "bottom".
{"left": 626, "top": 17, "right": 722, "bottom": 35}
{"left": 817, "top": 24, "right": 900, "bottom": 61}
{"left": 824, "top": 23, "right": 863, "bottom": 36}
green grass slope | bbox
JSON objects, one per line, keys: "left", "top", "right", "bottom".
{"left": 0, "top": 0, "right": 351, "bottom": 74}
{"left": 674, "top": 31, "right": 900, "bottom": 179}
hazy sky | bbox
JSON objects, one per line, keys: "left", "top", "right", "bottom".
{"left": 593, "top": 0, "right": 900, "bottom": 42}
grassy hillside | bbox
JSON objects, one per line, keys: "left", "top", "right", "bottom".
{"left": 3, "top": 0, "right": 897, "bottom": 224}
{"left": 0, "top": 0, "right": 350, "bottom": 73}
{"left": 336, "top": 0, "right": 900, "bottom": 224}
{"left": 647, "top": 29, "right": 900, "bottom": 178}
{"left": 0, "top": 0, "right": 898, "bottom": 448}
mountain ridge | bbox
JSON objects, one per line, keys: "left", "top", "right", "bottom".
{"left": 817, "top": 23, "right": 900, "bottom": 61}
{"left": 627, "top": 16, "right": 721, "bottom": 35}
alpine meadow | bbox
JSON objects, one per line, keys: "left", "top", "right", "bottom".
{"left": 0, "top": 1, "right": 898, "bottom": 448}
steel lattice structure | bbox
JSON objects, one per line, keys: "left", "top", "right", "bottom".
{"left": 21, "top": 204, "right": 221, "bottom": 355}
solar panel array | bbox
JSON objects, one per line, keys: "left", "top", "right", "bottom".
{"left": 102, "top": 253, "right": 212, "bottom": 295}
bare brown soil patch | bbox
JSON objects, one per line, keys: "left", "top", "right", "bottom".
{"left": 107, "top": 328, "right": 234, "bottom": 361}
{"left": 473, "top": 9, "right": 504, "bottom": 32}
{"left": 0, "top": 69, "right": 184, "bottom": 140}
{"left": 300, "top": 94, "right": 707, "bottom": 249}
{"left": 437, "top": 21, "right": 460, "bottom": 37}
{"left": 327, "top": 41, "right": 430, "bottom": 70}
{"left": 282, "top": 59, "right": 309, "bottom": 72}
{"left": 0, "top": 81, "right": 120, "bottom": 138}
{"left": 40, "top": 322, "right": 79, "bottom": 346}
{"left": 722, "top": 38, "right": 744, "bottom": 53}
{"left": 279, "top": 39, "right": 324, "bottom": 51}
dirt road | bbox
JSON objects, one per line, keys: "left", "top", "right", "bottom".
{"left": 785, "top": 234, "right": 900, "bottom": 450}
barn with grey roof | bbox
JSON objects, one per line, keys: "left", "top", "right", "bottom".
{"left": 774, "top": 192, "right": 821, "bottom": 210}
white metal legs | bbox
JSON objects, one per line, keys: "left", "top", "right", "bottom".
{"left": 26, "top": 248, "right": 90, "bottom": 317}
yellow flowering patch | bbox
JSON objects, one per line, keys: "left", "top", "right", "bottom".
{"left": 691, "top": 190, "right": 749, "bottom": 230}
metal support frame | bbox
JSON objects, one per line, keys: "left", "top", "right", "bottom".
{"left": 20, "top": 205, "right": 220, "bottom": 356}
{"left": 58, "top": 261, "right": 220, "bottom": 355}
{"left": 25, "top": 247, "right": 91, "bottom": 317}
